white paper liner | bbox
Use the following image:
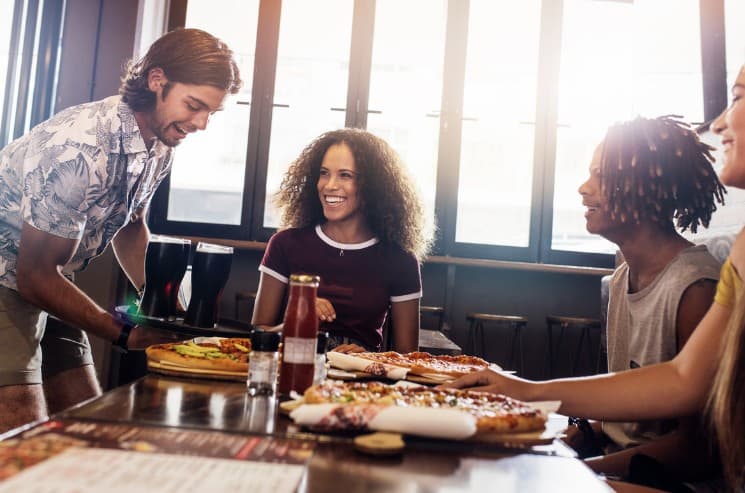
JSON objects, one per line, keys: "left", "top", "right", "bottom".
{"left": 326, "top": 352, "right": 409, "bottom": 380}
{"left": 290, "top": 403, "right": 477, "bottom": 440}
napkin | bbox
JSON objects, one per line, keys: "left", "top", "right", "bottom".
{"left": 326, "top": 352, "right": 409, "bottom": 380}
{"left": 290, "top": 403, "right": 477, "bottom": 440}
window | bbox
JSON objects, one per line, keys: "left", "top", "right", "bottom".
{"left": 0, "top": 1, "right": 17, "bottom": 131}
{"left": 262, "top": 0, "right": 353, "bottom": 228}
{"left": 366, "top": 0, "right": 447, "bottom": 236}
{"left": 165, "top": 0, "right": 260, "bottom": 226}
{"left": 725, "top": 0, "right": 745, "bottom": 92}
{"left": 1, "top": 0, "right": 66, "bottom": 148}
{"left": 152, "top": 0, "right": 726, "bottom": 268}
{"left": 551, "top": 0, "right": 704, "bottom": 257}
{"left": 456, "top": 0, "right": 541, "bottom": 249}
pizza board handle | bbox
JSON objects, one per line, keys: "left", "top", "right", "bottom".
{"left": 354, "top": 432, "right": 405, "bottom": 456}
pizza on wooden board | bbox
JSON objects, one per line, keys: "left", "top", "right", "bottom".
{"left": 145, "top": 337, "right": 251, "bottom": 373}
{"left": 351, "top": 351, "right": 491, "bottom": 377}
{"left": 303, "top": 380, "right": 546, "bottom": 434}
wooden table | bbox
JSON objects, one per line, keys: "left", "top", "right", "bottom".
{"left": 42, "top": 375, "right": 611, "bottom": 492}
{"left": 419, "top": 329, "right": 462, "bottom": 355}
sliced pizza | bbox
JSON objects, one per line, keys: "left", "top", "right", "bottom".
{"left": 303, "top": 380, "right": 546, "bottom": 434}
{"left": 348, "top": 351, "right": 491, "bottom": 378}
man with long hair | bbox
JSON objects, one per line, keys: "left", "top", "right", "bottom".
{"left": 0, "top": 28, "right": 241, "bottom": 433}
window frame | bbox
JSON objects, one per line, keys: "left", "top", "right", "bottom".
{"left": 150, "top": 0, "right": 727, "bottom": 269}
{"left": 0, "top": 0, "right": 67, "bottom": 148}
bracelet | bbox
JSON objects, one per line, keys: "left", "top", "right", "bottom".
{"left": 113, "top": 322, "right": 135, "bottom": 353}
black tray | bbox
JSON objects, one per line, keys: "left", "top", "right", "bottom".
{"left": 114, "top": 305, "right": 252, "bottom": 338}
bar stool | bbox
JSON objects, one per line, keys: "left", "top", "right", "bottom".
{"left": 234, "top": 291, "right": 257, "bottom": 321}
{"left": 545, "top": 315, "right": 601, "bottom": 378}
{"left": 465, "top": 313, "right": 527, "bottom": 374}
{"left": 420, "top": 305, "right": 445, "bottom": 332}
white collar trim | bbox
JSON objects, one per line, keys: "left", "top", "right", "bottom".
{"left": 315, "top": 224, "right": 379, "bottom": 250}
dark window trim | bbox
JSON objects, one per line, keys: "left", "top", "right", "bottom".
{"left": 0, "top": 0, "right": 67, "bottom": 148}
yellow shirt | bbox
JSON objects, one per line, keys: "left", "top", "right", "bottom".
{"left": 714, "top": 258, "right": 742, "bottom": 307}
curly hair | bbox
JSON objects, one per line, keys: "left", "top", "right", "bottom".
{"left": 276, "top": 128, "right": 431, "bottom": 260}
{"left": 599, "top": 116, "right": 726, "bottom": 233}
{"left": 120, "top": 28, "right": 242, "bottom": 112}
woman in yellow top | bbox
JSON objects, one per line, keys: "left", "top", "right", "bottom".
{"left": 445, "top": 65, "right": 745, "bottom": 492}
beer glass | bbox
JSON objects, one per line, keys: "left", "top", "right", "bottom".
{"left": 139, "top": 235, "right": 191, "bottom": 319}
{"left": 185, "top": 242, "right": 233, "bottom": 328}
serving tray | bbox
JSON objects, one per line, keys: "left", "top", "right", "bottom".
{"left": 114, "top": 305, "right": 251, "bottom": 338}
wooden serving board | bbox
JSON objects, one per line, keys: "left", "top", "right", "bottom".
{"left": 326, "top": 366, "right": 452, "bottom": 385}
{"left": 147, "top": 359, "right": 247, "bottom": 382}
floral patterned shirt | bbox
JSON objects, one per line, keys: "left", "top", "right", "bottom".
{"left": 0, "top": 95, "right": 173, "bottom": 289}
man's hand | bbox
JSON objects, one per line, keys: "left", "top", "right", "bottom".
{"left": 316, "top": 297, "right": 336, "bottom": 322}
{"left": 331, "top": 343, "right": 366, "bottom": 354}
{"left": 126, "top": 325, "right": 182, "bottom": 350}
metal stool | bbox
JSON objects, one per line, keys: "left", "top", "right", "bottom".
{"left": 545, "top": 315, "right": 601, "bottom": 378}
{"left": 234, "top": 291, "right": 257, "bottom": 321}
{"left": 465, "top": 313, "right": 527, "bottom": 374}
{"left": 420, "top": 305, "right": 445, "bottom": 332}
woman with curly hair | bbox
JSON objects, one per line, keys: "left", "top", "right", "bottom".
{"left": 252, "top": 128, "right": 431, "bottom": 353}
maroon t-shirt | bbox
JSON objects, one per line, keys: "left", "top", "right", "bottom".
{"left": 259, "top": 225, "right": 422, "bottom": 349}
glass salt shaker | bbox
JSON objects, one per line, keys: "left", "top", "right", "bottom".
{"left": 313, "top": 331, "right": 329, "bottom": 386}
{"left": 248, "top": 329, "right": 280, "bottom": 396}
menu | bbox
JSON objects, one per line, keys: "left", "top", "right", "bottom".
{"left": 0, "top": 448, "right": 303, "bottom": 492}
{"left": 0, "top": 419, "right": 313, "bottom": 488}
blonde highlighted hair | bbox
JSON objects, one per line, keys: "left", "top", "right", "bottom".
{"left": 708, "top": 287, "right": 745, "bottom": 488}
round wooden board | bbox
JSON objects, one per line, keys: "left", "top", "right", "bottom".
{"left": 147, "top": 360, "right": 247, "bottom": 382}
{"left": 354, "top": 432, "right": 405, "bottom": 456}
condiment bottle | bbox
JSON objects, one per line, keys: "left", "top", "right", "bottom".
{"left": 313, "top": 331, "right": 329, "bottom": 386}
{"left": 248, "top": 329, "right": 280, "bottom": 396}
{"left": 278, "top": 274, "right": 320, "bottom": 395}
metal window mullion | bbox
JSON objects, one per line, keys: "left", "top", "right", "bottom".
{"left": 30, "top": 0, "right": 66, "bottom": 127}
{"left": 534, "top": 0, "right": 563, "bottom": 264}
{"left": 249, "top": 0, "right": 283, "bottom": 241}
{"left": 434, "top": 0, "right": 469, "bottom": 256}
{"left": 0, "top": 0, "right": 27, "bottom": 147}
{"left": 347, "top": 0, "right": 375, "bottom": 129}
{"left": 699, "top": 0, "right": 727, "bottom": 121}
{"left": 12, "top": 0, "right": 40, "bottom": 141}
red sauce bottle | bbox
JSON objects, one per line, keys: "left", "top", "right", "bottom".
{"left": 278, "top": 274, "right": 320, "bottom": 395}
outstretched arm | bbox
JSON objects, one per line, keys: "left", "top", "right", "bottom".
{"left": 444, "top": 301, "right": 730, "bottom": 421}
{"left": 16, "top": 222, "right": 175, "bottom": 348}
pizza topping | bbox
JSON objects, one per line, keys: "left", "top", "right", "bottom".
{"left": 350, "top": 351, "right": 490, "bottom": 378}
{"left": 303, "top": 380, "right": 546, "bottom": 434}
{"left": 146, "top": 337, "right": 252, "bottom": 374}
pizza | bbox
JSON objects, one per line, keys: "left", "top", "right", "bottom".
{"left": 145, "top": 337, "right": 251, "bottom": 373}
{"left": 351, "top": 351, "right": 490, "bottom": 378}
{"left": 303, "top": 380, "right": 546, "bottom": 434}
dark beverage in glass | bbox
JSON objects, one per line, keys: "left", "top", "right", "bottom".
{"left": 278, "top": 274, "right": 319, "bottom": 395}
{"left": 139, "top": 235, "right": 191, "bottom": 319}
{"left": 185, "top": 242, "right": 233, "bottom": 328}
